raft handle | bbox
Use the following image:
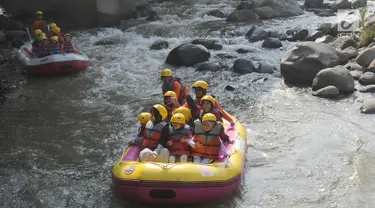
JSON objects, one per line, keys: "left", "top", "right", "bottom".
{"left": 149, "top": 189, "right": 176, "bottom": 199}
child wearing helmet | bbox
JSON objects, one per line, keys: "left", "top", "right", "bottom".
{"left": 139, "top": 104, "right": 171, "bottom": 163}
{"left": 163, "top": 91, "right": 180, "bottom": 121}
{"left": 167, "top": 113, "right": 192, "bottom": 163}
{"left": 127, "top": 112, "right": 152, "bottom": 146}
{"left": 49, "top": 36, "right": 62, "bottom": 55}
{"left": 173, "top": 106, "right": 195, "bottom": 131}
{"left": 61, "top": 33, "right": 80, "bottom": 54}
{"left": 199, "top": 95, "right": 224, "bottom": 122}
{"left": 190, "top": 113, "right": 232, "bottom": 164}
{"left": 184, "top": 81, "right": 235, "bottom": 126}
{"left": 35, "top": 35, "right": 49, "bottom": 58}
{"left": 50, "top": 26, "right": 65, "bottom": 43}
{"left": 160, "top": 68, "right": 186, "bottom": 105}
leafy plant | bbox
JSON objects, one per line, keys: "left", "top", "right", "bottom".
{"left": 358, "top": 7, "right": 375, "bottom": 46}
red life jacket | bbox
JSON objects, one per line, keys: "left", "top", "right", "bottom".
{"left": 49, "top": 43, "right": 61, "bottom": 54}
{"left": 199, "top": 109, "right": 224, "bottom": 122}
{"left": 168, "top": 127, "right": 191, "bottom": 156}
{"left": 162, "top": 77, "right": 185, "bottom": 105}
{"left": 192, "top": 120, "right": 222, "bottom": 160}
{"left": 142, "top": 120, "right": 167, "bottom": 150}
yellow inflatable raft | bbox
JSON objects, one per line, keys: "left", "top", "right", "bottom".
{"left": 112, "top": 117, "right": 247, "bottom": 204}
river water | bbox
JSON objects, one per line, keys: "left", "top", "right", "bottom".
{"left": 1, "top": 0, "right": 375, "bottom": 207}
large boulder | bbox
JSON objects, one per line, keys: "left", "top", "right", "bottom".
{"left": 232, "top": 58, "right": 256, "bottom": 74}
{"left": 165, "top": 44, "right": 210, "bottom": 67}
{"left": 312, "top": 65, "right": 355, "bottom": 93}
{"left": 226, "top": 9, "right": 259, "bottom": 22}
{"left": 304, "top": 0, "right": 324, "bottom": 8}
{"left": 280, "top": 42, "right": 343, "bottom": 85}
{"left": 256, "top": 0, "right": 304, "bottom": 18}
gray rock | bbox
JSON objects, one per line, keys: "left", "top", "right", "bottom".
{"left": 355, "top": 47, "right": 375, "bottom": 67}
{"left": 340, "top": 46, "right": 358, "bottom": 60}
{"left": 352, "top": 0, "right": 367, "bottom": 9}
{"left": 312, "top": 65, "right": 355, "bottom": 93}
{"left": 226, "top": 9, "right": 259, "bottom": 22}
{"left": 206, "top": 9, "right": 227, "bottom": 18}
{"left": 232, "top": 58, "right": 256, "bottom": 74}
{"left": 329, "top": 37, "right": 358, "bottom": 50}
{"left": 150, "top": 40, "right": 169, "bottom": 50}
{"left": 312, "top": 85, "right": 340, "bottom": 98}
{"left": 196, "top": 62, "right": 221, "bottom": 72}
{"left": 359, "top": 72, "right": 375, "bottom": 85}
{"left": 360, "top": 99, "right": 375, "bottom": 114}
{"left": 256, "top": 63, "right": 276, "bottom": 74}
{"left": 262, "top": 37, "right": 282, "bottom": 48}
{"left": 237, "top": 1, "right": 255, "bottom": 10}
{"left": 245, "top": 25, "right": 270, "bottom": 42}
{"left": 254, "top": 6, "right": 274, "bottom": 19}
{"left": 305, "top": 0, "right": 324, "bottom": 8}
{"left": 191, "top": 39, "right": 223, "bottom": 50}
{"left": 166, "top": 44, "right": 211, "bottom": 67}
{"left": 317, "top": 23, "right": 332, "bottom": 34}
{"left": 359, "top": 85, "right": 375, "bottom": 92}
{"left": 306, "top": 31, "right": 324, "bottom": 41}
{"left": 331, "top": 0, "right": 351, "bottom": 12}
{"left": 281, "top": 42, "right": 343, "bottom": 85}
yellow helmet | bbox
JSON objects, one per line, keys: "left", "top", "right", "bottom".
{"left": 50, "top": 36, "right": 58, "bottom": 42}
{"left": 48, "top": 23, "right": 57, "bottom": 28}
{"left": 33, "top": 29, "right": 43, "bottom": 36}
{"left": 171, "top": 113, "right": 186, "bottom": 125}
{"left": 202, "top": 113, "right": 217, "bottom": 122}
{"left": 52, "top": 27, "right": 61, "bottom": 34}
{"left": 193, "top": 80, "right": 208, "bottom": 91}
{"left": 64, "top": 33, "right": 72, "bottom": 37}
{"left": 36, "top": 11, "right": 43, "bottom": 15}
{"left": 173, "top": 107, "right": 191, "bottom": 121}
{"left": 137, "top": 112, "right": 152, "bottom": 125}
{"left": 160, "top": 68, "right": 173, "bottom": 78}
{"left": 200, "top": 95, "right": 216, "bottom": 106}
{"left": 164, "top": 91, "right": 177, "bottom": 98}
{"left": 153, "top": 104, "right": 168, "bottom": 120}
{"left": 38, "top": 35, "right": 47, "bottom": 41}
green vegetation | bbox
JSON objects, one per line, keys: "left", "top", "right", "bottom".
{"left": 359, "top": 7, "right": 375, "bottom": 47}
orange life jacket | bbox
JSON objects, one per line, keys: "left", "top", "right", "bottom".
{"left": 168, "top": 126, "right": 191, "bottom": 156}
{"left": 142, "top": 120, "right": 167, "bottom": 150}
{"left": 192, "top": 120, "right": 222, "bottom": 160}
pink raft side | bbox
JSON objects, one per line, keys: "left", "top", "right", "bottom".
{"left": 113, "top": 121, "right": 242, "bottom": 204}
